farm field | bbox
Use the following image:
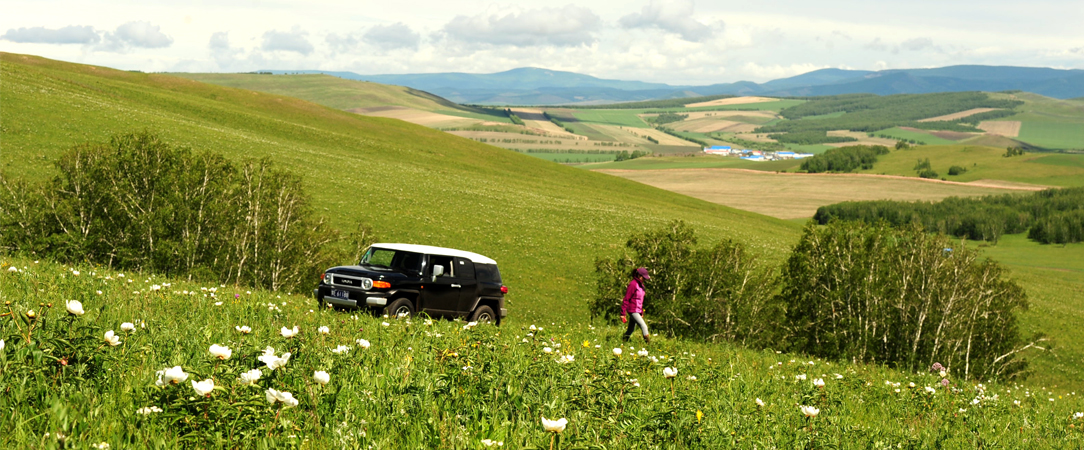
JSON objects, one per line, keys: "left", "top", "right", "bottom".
{"left": 1018, "top": 122, "right": 1084, "bottom": 150}
{"left": 518, "top": 152, "right": 617, "bottom": 163}
{"left": 594, "top": 169, "right": 1026, "bottom": 219}
{"left": 875, "top": 127, "right": 962, "bottom": 146}
{"left": 589, "top": 156, "right": 801, "bottom": 171}
{"left": 3, "top": 258, "right": 1082, "bottom": 448}
{"left": 859, "top": 145, "right": 1084, "bottom": 187}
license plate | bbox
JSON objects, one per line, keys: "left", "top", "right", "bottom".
{"left": 330, "top": 290, "right": 350, "bottom": 300}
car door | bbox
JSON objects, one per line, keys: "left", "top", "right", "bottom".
{"left": 422, "top": 255, "right": 459, "bottom": 315}
{"left": 453, "top": 257, "right": 479, "bottom": 314}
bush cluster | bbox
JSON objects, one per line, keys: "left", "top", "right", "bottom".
{"left": 813, "top": 187, "right": 1084, "bottom": 244}
{"left": 0, "top": 132, "right": 374, "bottom": 292}
{"left": 777, "top": 221, "right": 1028, "bottom": 380}
{"left": 799, "top": 145, "right": 890, "bottom": 173}
{"left": 650, "top": 113, "right": 688, "bottom": 125}
{"left": 593, "top": 220, "right": 1031, "bottom": 381}
{"left": 591, "top": 221, "right": 778, "bottom": 347}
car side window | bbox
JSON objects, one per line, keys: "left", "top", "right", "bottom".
{"left": 454, "top": 258, "right": 475, "bottom": 280}
{"left": 429, "top": 255, "right": 454, "bottom": 277}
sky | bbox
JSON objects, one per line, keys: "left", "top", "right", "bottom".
{"left": 2, "top": 0, "right": 1082, "bottom": 85}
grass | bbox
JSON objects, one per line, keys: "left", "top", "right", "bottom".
{"left": 1018, "top": 122, "right": 1084, "bottom": 150}
{"left": 172, "top": 73, "right": 509, "bottom": 123}
{"left": 569, "top": 110, "right": 649, "bottom": 128}
{"left": 972, "top": 234, "right": 1084, "bottom": 392}
{"left": 521, "top": 152, "right": 617, "bottom": 164}
{"left": 4, "top": 52, "right": 1083, "bottom": 412}
{"left": 859, "top": 145, "right": 1084, "bottom": 187}
{"left": 875, "top": 127, "right": 960, "bottom": 146}
{"left": 2, "top": 258, "right": 1082, "bottom": 448}
{"left": 594, "top": 169, "right": 1025, "bottom": 220}
{"left": 588, "top": 156, "right": 799, "bottom": 171}
{"left": 0, "top": 52, "right": 800, "bottom": 323}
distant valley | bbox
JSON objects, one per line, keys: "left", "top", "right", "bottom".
{"left": 261, "top": 65, "right": 1084, "bottom": 105}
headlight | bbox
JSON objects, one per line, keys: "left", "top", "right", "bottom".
{"left": 360, "top": 278, "right": 373, "bottom": 290}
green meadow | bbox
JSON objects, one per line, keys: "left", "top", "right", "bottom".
{"left": 569, "top": 110, "right": 650, "bottom": 128}
{"left": 875, "top": 127, "right": 961, "bottom": 146}
{"left": 3, "top": 54, "right": 1084, "bottom": 448}
{"left": 1018, "top": 122, "right": 1084, "bottom": 150}
{"left": 0, "top": 52, "right": 799, "bottom": 322}
{"left": 587, "top": 156, "right": 800, "bottom": 171}
{"left": 859, "top": 145, "right": 1084, "bottom": 187}
{"left": 173, "top": 73, "right": 509, "bottom": 123}
{"left": 2, "top": 258, "right": 1082, "bottom": 448}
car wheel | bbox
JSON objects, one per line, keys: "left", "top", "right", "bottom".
{"left": 385, "top": 298, "right": 414, "bottom": 318}
{"left": 469, "top": 305, "right": 496, "bottom": 323}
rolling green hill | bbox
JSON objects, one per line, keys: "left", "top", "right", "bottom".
{"left": 172, "top": 72, "right": 508, "bottom": 122}
{"left": 0, "top": 53, "right": 800, "bottom": 321}
{"left": 858, "top": 144, "right": 1084, "bottom": 187}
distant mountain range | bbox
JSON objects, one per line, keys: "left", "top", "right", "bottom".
{"left": 262, "top": 65, "right": 1084, "bottom": 105}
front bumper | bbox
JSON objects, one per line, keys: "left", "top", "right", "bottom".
{"left": 316, "top": 285, "right": 389, "bottom": 309}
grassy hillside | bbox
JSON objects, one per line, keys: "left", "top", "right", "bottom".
{"left": 973, "top": 235, "right": 1084, "bottom": 390}
{"left": 2, "top": 257, "right": 1081, "bottom": 448}
{"left": 0, "top": 53, "right": 800, "bottom": 322}
{"left": 172, "top": 73, "right": 506, "bottom": 122}
{"left": 858, "top": 145, "right": 1084, "bottom": 187}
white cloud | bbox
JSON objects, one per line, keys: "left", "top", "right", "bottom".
{"left": 1, "top": 25, "right": 99, "bottom": 44}
{"left": 619, "top": 0, "right": 714, "bottom": 42}
{"left": 102, "top": 21, "right": 173, "bottom": 51}
{"left": 441, "top": 5, "right": 601, "bottom": 47}
{"left": 901, "top": 37, "right": 934, "bottom": 51}
{"left": 325, "top": 33, "right": 359, "bottom": 54}
{"left": 363, "top": 23, "right": 420, "bottom": 50}
{"left": 262, "top": 28, "right": 314, "bottom": 55}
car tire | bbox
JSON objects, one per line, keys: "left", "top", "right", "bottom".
{"left": 469, "top": 305, "right": 496, "bottom": 323}
{"left": 385, "top": 298, "right": 414, "bottom": 318}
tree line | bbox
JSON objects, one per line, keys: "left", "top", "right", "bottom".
{"left": 0, "top": 132, "right": 375, "bottom": 293}
{"left": 812, "top": 187, "right": 1084, "bottom": 244}
{"left": 591, "top": 220, "right": 1031, "bottom": 381}
{"left": 799, "top": 145, "right": 891, "bottom": 173}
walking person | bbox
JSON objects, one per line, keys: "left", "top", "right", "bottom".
{"left": 620, "top": 267, "right": 651, "bottom": 343}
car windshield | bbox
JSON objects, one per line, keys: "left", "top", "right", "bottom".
{"left": 360, "top": 247, "right": 422, "bottom": 274}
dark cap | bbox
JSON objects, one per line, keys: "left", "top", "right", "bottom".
{"left": 635, "top": 267, "right": 651, "bottom": 280}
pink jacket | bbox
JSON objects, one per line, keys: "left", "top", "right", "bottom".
{"left": 621, "top": 279, "right": 644, "bottom": 315}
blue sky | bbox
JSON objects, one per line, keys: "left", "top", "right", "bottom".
{"left": 2, "top": 0, "right": 1081, "bottom": 84}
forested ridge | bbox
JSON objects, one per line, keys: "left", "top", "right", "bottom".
{"left": 757, "top": 92, "right": 1022, "bottom": 143}
{"left": 814, "top": 187, "right": 1084, "bottom": 244}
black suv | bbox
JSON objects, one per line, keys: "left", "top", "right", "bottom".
{"left": 314, "top": 243, "right": 507, "bottom": 323}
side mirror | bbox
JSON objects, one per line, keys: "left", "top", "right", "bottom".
{"left": 431, "top": 265, "right": 444, "bottom": 282}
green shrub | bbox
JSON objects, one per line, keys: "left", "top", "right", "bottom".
{"left": 592, "top": 221, "right": 779, "bottom": 345}
{"left": 948, "top": 165, "right": 968, "bottom": 176}
{"left": 917, "top": 169, "right": 940, "bottom": 179}
{"left": 777, "top": 221, "right": 1029, "bottom": 380}
{"left": 0, "top": 131, "right": 368, "bottom": 292}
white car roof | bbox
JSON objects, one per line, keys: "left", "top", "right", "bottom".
{"left": 369, "top": 243, "right": 497, "bottom": 265}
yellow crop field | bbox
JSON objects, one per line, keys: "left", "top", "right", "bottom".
{"left": 350, "top": 106, "right": 481, "bottom": 128}
{"left": 684, "top": 96, "right": 778, "bottom": 108}
{"left": 597, "top": 168, "right": 1033, "bottom": 219}
{"left": 978, "top": 120, "right": 1022, "bottom": 137}
{"left": 918, "top": 107, "right": 1002, "bottom": 122}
